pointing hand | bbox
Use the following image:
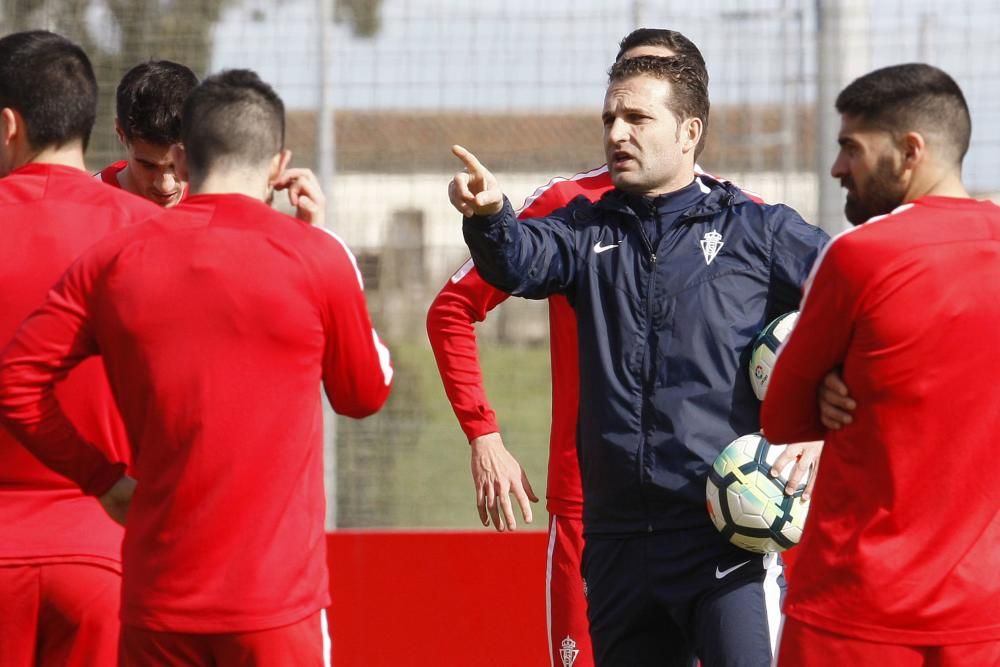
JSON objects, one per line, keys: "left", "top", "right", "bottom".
{"left": 448, "top": 145, "right": 503, "bottom": 217}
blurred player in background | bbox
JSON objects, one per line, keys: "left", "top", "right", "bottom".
{"left": 0, "top": 30, "right": 159, "bottom": 666}
{"left": 0, "top": 69, "right": 393, "bottom": 666}
{"left": 451, "top": 52, "right": 828, "bottom": 666}
{"left": 762, "top": 63, "right": 1000, "bottom": 667}
{"left": 96, "top": 59, "right": 198, "bottom": 207}
{"left": 427, "top": 29, "right": 718, "bottom": 666}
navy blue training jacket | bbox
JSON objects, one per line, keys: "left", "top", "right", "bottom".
{"left": 463, "top": 175, "right": 830, "bottom": 536}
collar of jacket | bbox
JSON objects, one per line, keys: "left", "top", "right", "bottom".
{"left": 589, "top": 174, "right": 749, "bottom": 223}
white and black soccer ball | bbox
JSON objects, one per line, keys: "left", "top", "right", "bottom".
{"left": 706, "top": 433, "right": 810, "bottom": 554}
{"left": 748, "top": 311, "right": 799, "bottom": 401}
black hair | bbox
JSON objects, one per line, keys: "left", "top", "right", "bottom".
{"left": 116, "top": 60, "right": 198, "bottom": 145}
{"left": 0, "top": 30, "right": 97, "bottom": 150}
{"left": 616, "top": 28, "right": 707, "bottom": 75}
{"left": 836, "top": 63, "right": 971, "bottom": 164}
{"left": 181, "top": 69, "right": 285, "bottom": 179}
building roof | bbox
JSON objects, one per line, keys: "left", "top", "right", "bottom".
{"left": 287, "top": 106, "right": 816, "bottom": 175}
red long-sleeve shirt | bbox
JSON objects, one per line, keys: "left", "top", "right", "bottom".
{"left": 427, "top": 166, "right": 613, "bottom": 519}
{"left": 761, "top": 196, "right": 1000, "bottom": 644}
{"left": 0, "top": 162, "right": 158, "bottom": 566}
{"left": 95, "top": 159, "right": 127, "bottom": 188}
{"left": 0, "top": 193, "right": 392, "bottom": 632}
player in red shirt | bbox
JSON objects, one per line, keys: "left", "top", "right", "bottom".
{"left": 0, "top": 31, "right": 161, "bottom": 667}
{"left": 762, "top": 64, "right": 1000, "bottom": 666}
{"left": 427, "top": 29, "right": 770, "bottom": 666}
{"left": 0, "top": 69, "right": 392, "bottom": 665}
{"left": 96, "top": 60, "right": 198, "bottom": 207}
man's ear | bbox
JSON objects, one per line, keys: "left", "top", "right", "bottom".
{"left": 114, "top": 118, "right": 129, "bottom": 147}
{"left": 683, "top": 117, "right": 703, "bottom": 155}
{"left": 169, "top": 143, "right": 189, "bottom": 183}
{"left": 899, "top": 131, "right": 926, "bottom": 170}
{"left": 1, "top": 108, "right": 21, "bottom": 148}
{"left": 268, "top": 149, "right": 292, "bottom": 184}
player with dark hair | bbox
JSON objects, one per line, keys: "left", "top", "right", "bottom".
{"left": 0, "top": 30, "right": 159, "bottom": 666}
{"left": 0, "top": 68, "right": 392, "bottom": 665}
{"left": 762, "top": 63, "right": 1000, "bottom": 667}
{"left": 451, "top": 53, "right": 828, "bottom": 666}
{"left": 97, "top": 59, "right": 198, "bottom": 207}
{"left": 427, "top": 29, "right": 725, "bottom": 667}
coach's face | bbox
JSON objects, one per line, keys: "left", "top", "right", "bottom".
{"left": 603, "top": 75, "right": 697, "bottom": 197}
{"left": 831, "top": 113, "right": 908, "bottom": 225}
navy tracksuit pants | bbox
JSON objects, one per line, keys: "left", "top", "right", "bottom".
{"left": 582, "top": 526, "right": 785, "bottom": 667}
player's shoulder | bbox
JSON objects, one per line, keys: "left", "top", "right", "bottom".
{"left": 809, "top": 210, "right": 906, "bottom": 281}
{"left": 94, "top": 184, "right": 161, "bottom": 220}
{"left": 829, "top": 202, "right": 921, "bottom": 253}
{"left": 94, "top": 160, "right": 128, "bottom": 185}
{"left": 300, "top": 225, "right": 367, "bottom": 289}
{"left": 0, "top": 163, "right": 158, "bottom": 222}
{"left": 517, "top": 164, "right": 613, "bottom": 217}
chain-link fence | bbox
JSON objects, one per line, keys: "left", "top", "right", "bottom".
{"left": 3, "top": 0, "right": 998, "bottom": 529}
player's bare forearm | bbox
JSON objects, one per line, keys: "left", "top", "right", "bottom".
{"left": 470, "top": 432, "right": 538, "bottom": 532}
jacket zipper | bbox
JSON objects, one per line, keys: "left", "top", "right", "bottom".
{"left": 633, "top": 205, "right": 657, "bottom": 532}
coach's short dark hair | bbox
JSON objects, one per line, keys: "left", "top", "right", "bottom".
{"left": 181, "top": 69, "right": 285, "bottom": 179}
{"left": 117, "top": 60, "right": 198, "bottom": 145}
{"left": 608, "top": 55, "right": 710, "bottom": 144}
{"left": 0, "top": 30, "right": 97, "bottom": 150}
{"left": 836, "top": 63, "right": 971, "bottom": 164}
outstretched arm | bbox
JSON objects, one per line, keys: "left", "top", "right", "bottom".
{"left": 451, "top": 145, "right": 579, "bottom": 298}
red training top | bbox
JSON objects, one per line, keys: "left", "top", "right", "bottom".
{"left": 427, "top": 165, "right": 760, "bottom": 519}
{"left": 427, "top": 165, "right": 612, "bottom": 519}
{"left": 95, "top": 159, "right": 127, "bottom": 189}
{"left": 96, "top": 160, "right": 188, "bottom": 204}
{"left": 761, "top": 196, "right": 1000, "bottom": 645}
{"left": 0, "top": 163, "right": 158, "bottom": 567}
{"left": 0, "top": 193, "right": 393, "bottom": 632}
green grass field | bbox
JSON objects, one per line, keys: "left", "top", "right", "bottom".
{"left": 335, "top": 339, "right": 553, "bottom": 529}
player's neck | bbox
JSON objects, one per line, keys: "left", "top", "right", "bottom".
{"left": 23, "top": 142, "right": 87, "bottom": 172}
{"left": 905, "top": 168, "right": 969, "bottom": 203}
{"left": 116, "top": 164, "right": 137, "bottom": 195}
{"left": 190, "top": 170, "right": 270, "bottom": 201}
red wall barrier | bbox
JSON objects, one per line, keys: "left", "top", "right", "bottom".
{"left": 327, "top": 530, "right": 550, "bottom": 666}
{"left": 326, "top": 530, "right": 799, "bottom": 665}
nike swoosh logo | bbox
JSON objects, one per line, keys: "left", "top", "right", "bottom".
{"left": 593, "top": 241, "right": 619, "bottom": 254}
{"left": 715, "top": 560, "right": 751, "bottom": 579}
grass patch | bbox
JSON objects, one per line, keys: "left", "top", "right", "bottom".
{"left": 336, "top": 339, "right": 552, "bottom": 529}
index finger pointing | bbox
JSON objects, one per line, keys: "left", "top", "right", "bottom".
{"left": 451, "top": 144, "right": 485, "bottom": 174}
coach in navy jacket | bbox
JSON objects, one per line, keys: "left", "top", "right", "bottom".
{"left": 464, "top": 177, "right": 826, "bottom": 535}
{"left": 451, "top": 55, "right": 828, "bottom": 666}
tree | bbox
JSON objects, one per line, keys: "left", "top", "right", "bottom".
{"left": 0, "top": 0, "right": 384, "bottom": 166}
{"left": 334, "top": 0, "right": 382, "bottom": 37}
